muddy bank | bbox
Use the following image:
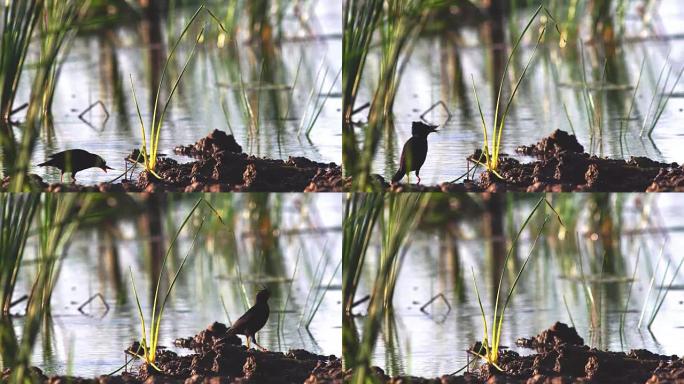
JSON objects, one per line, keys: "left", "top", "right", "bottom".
{"left": 1, "top": 130, "right": 347, "bottom": 192}
{"left": 354, "top": 322, "right": 681, "bottom": 384}
{"left": 2, "top": 321, "right": 342, "bottom": 384}
{"left": 379, "top": 130, "right": 682, "bottom": 192}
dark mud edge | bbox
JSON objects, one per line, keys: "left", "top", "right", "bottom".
{"left": 354, "top": 322, "right": 682, "bottom": 383}
{"left": 379, "top": 130, "right": 684, "bottom": 192}
{"left": 2, "top": 130, "right": 348, "bottom": 192}
{"left": 1, "top": 321, "right": 342, "bottom": 383}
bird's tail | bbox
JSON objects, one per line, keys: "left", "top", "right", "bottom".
{"left": 226, "top": 327, "right": 236, "bottom": 336}
{"left": 37, "top": 160, "right": 51, "bottom": 167}
{"left": 391, "top": 167, "right": 405, "bottom": 183}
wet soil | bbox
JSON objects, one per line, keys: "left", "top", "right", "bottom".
{"left": 1, "top": 130, "right": 347, "bottom": 192}
{"left": 380, "top": 130, "right": 683, "bottom": 192}
{"left": 353, "top": 322, "right": 682, "bottom": 384}
{"left": 2, "top": 321, "right": 342, "bottom": 383}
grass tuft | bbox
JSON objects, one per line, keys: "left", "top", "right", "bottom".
{"left": 470, "top": 197, "right": 561, "bottom": 369}
{"left": 471, "top": 5, "right": 546, "bottom": 176}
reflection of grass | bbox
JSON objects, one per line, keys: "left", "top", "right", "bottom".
{"left": 471, "top": 197, "right": 560, "bottom": 370}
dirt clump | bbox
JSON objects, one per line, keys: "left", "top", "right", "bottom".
{"left": 174, "top": 129, "right": 243, "bottom": 156}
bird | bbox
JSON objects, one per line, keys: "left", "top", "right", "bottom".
{"left": 37, "top": 149, "right": 113, "bottom": 183}
{"left": 226, "top": 288, "right": 271, "bottom": 351}
{"left": 392, "top": 121, "right": 438, "bottom": 184}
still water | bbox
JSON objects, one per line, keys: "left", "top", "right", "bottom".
{"left": 357, "top": 194, "right": 684, "bottom": 377}
{"left": 3, "top": 194, "right": 342, "bottom": 377}
{"left": 363, "top": 1, "right": 684, "bottom": 184}
{"left": 12, "top": 1, "right": 341, "bottom": 185}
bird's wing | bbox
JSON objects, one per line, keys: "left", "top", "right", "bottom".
{"left": 228, "top": 305, "right": 258, "bottom": 334}
{"left": 399, "top": 137, "right": 415, "bottom": 170}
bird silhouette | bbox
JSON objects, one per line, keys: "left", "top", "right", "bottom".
{"left": 37, "top": 149, "right": 113, "bottom": 183}
{"left": 392, "top": 122, "right": 438, "bottom": 184}
{"left": 226, "top": 289, "right": 270, "bottom": 351}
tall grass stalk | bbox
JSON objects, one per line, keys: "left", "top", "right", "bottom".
{"left": 342, "top": 0, "right": 382, "bottom": 175}
{"left": 27, "top": 0, "right": 89, "bottom": 123}
{"left": 619, "top": 248, "right": 640, "bottom": 334}
{"left": 0, "top": 193, "right": 91, "bottom": 383}
{"left": 0, "top": 1, "right": 43, "bottom": 122}
{"left": 471, "top": 197, "right": 560, "bottom": 369}
{"left": 342, "top": 193, "right": 383, "bottom": 315}
{"left": 0, "top": 0, "right": 44, "bottom": 176}
{"left": 348, "top": 193, "right": 431, "bottom": 383}
{"left": 620, "top": 57, "right": 645, "bottom": 144}
{"left": 277, "top": 249, "right": 300, "bottom": 339}
{"left": 379, "top": 193, "right": 431, "bottom": 308}
{"left": 0, "top": 194, "right": 40, "bottom": 315}
{"left": 472, "top": 5, "right": 546, "bottom": 176}
{"left": 5, "top": 1, "right": 89, "bottom": 190}
{"left": 129, "top": 199, "right": 205, "bottom": 370}
{"left": 356, "top": 0, "right": 433, "bottom": 188}
{"left": 0, "top": 257, "right": 51, "bottom": 384}
{"left": 576, "top": 238, "right": 600, "bottom": 333}
{"left": 637, "top": 242, "right": 665, "bottom": 328}
{"left": 342, "top": 0, "right": 382, "bottom": 122}
{"left": 304, "top": 257, "right": 341, "bottom": 329}
{"left": 636, "top": 241, "right": 684, "bottom": 330}
{"left": 32, "top": 194, "right": 93, "bottom": 313}
{"left": 131, "top": 5, "right": 226, "bottom": 177}
{"left": 645, "top": 255, "right": 684, "bottom": 329}
{"left": 639, "top": 59, "right": 684, "bottom": 137}
{"left": 297, "top": 60, "right": 341, "bottom": 137}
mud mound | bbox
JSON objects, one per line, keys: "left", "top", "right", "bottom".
{"left": 516, "top": 322, "right": 584, "bottom": 349}
{"left": 174, "top": 129, "right": 243, "bottom": 156}
{"left": 516, "top": 129, "right": 584, "bottom": 156}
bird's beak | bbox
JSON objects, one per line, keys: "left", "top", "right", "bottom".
{"left": 430, "top": 126, "right": 439, "bottom": 133}
{"left": 103, "top": 165, "right": 114, "bottom": 173}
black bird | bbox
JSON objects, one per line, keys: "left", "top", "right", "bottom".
{"left": 37, "top": 149, "right": 113, "bottom": 183}
{"left": 392, "top": 121, "right": 438, "bottom": 184}
{"left": 227, "top": 289, "right": 271, "bottom": 351}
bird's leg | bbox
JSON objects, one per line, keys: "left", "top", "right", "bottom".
{"left": 416, "top": 170, "right": 421, "bottom": 185}
{"left": 71, "top": 174, "right": 76, "bottom": 184}
{"left": 246, "top": 336, "right": 251, "bottom": 349}
{"left": 60, "top": 172, "right": 64, "bottom": 183}
{"left": 251, "top": 336, "right": 268, "bottom": 352}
